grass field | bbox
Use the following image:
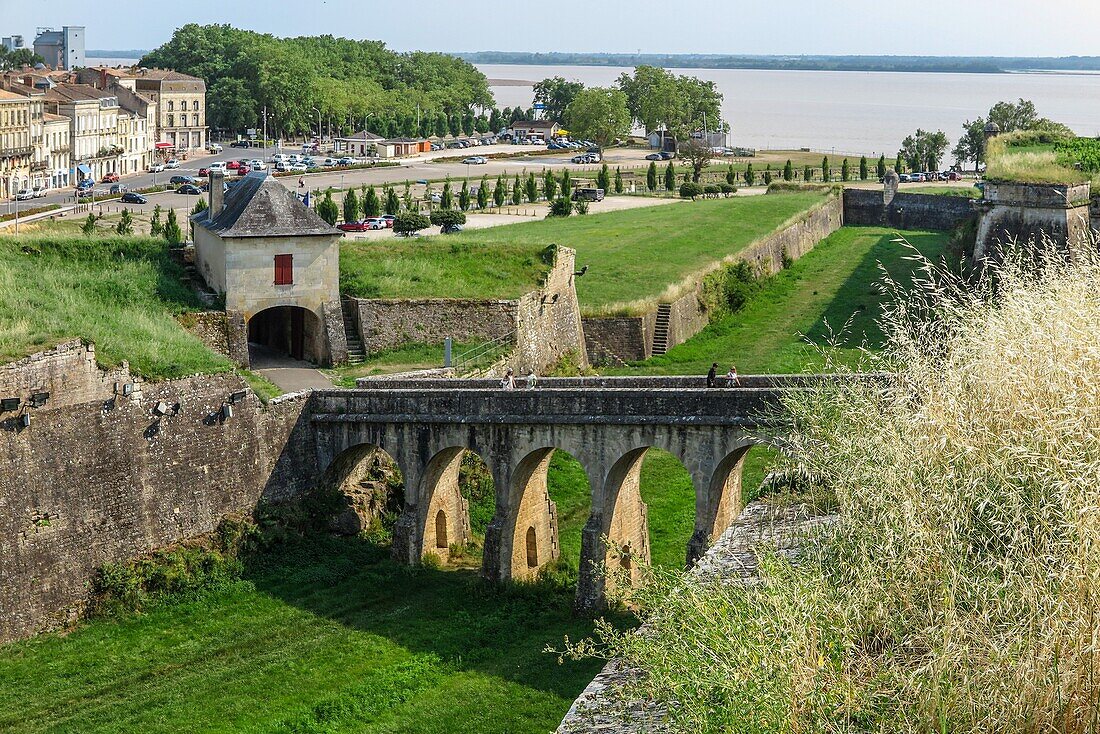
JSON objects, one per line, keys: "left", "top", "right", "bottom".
{"left": 611, "top": 227, "right": 950, "bottom": 376}
{"left": 0, "top": 235, "right": 230, "bottom": 379}
{"left": 339, "top": 191, "right": 828, "bottom": 315}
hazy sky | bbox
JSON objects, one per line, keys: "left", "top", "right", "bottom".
{"left": 3, "top": 0, "right": 1100, "bottom": 57}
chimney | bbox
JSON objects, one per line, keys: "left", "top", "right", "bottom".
{"left": 209, "top": 170, "right": 224, "bottom": 218}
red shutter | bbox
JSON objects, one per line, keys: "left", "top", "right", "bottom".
{"left": 274, "top": 254, "right": 293, "bottom": 285}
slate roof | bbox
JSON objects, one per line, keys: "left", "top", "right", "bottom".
{"left": 193, "top": 172, "right": 340, "bottom": 239}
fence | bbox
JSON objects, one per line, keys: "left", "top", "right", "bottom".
{"left": 453, "top": 330, "right": 516, "bottom": 377}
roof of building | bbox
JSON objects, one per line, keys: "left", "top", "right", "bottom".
{"left": 337, "top": 129, "right": 385, "bottom": 142}
{"left": 126, "top": 68, "right": 203, "bottom": 83}
{"left": 0, "top": 89, "right": 28, "bottom": 101}
{"left": 384, "top": 137, "right": 425, "bottom": 144}
{"left": 42, "top": 112, "right": 69, "bottom": 122}
{"left": 194, "top": 172, "right": 340, "bottom": 239}
{"left": 512, "top": 120, "right": 560, "bottom": 129}
{"left": 44, "top": 83, "right": 118, "bottom": 104}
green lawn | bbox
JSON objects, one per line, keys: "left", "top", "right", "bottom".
{"left": 339, "top": 192, "right": 829, "bottom": 314}
{"left": 610, "top": 227, "right": 949, "bottom": 376}
{"left": 0, "top": 236, "right": 230, "bottom": 379}
{"left": 0, "top": 536, "right": 612, "bottom": 734}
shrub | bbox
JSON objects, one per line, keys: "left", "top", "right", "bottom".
{"left": 81, "top": 212, "right": 97, "bottom": 236}
{"left": 614, "top": 167, "right": 624, "bottom": 194}
{"left": 525, "top": 172, "right": 538, "bottom": 203}
{"left": 393, "top": 211, "right": 431, "bottom": 236}
{"left": 149, "top": 204, "right": 163, "bottom": 237}
{"left": 115, "top": 208, "right": 134, "bottom": 235}
{"left": 440, "top": 179, "right": 453, "bottom": 210}
{"left": 744, "top": 163, "right": 755, "bottom": 186}
{"left": 542, "top": 169, "right": 558, "bottom": 201}
{"left": 699, "top": 259, "right": 766, "bottom": 319}
{"left": 317, "top": 190, "right": 339, "bottom": 225}
{"left": 647, "top": 161, "right": 658, "bottom": 191}
{"left": 679, "top": 181, "right": 703, "bottom": 199}
{"left": 342, "top": 187, "right": 359, "bottom": 223}
{"left": 570, "top": 241, "right": 1100, "bottom": 733}
{"left": 429, "top": 209, "right": 467, "bottom": 227}
{"left": 476, "top": 176, "right": 489, "bottom": 209}
{"left": 163, "top": 208, "right": 182, "bottom": 246}
{"left": 572, "top": 199, "right": 590, "bottom": 215}
{"left": 664, "top": 161, "right": 675, "bottom": 191}
{"left": 459, "top": 179, "right": 471, "bottom": 211}
{"left": 548, "top": 196, "right": 573, "bottom": 217}
{"left": 702, "top": 184, "right": 720, "bottom": 197}
{"left": 718, "top": 182, "right": 737, "bottom": 196}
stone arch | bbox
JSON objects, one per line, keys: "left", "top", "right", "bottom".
{"left": 246, "top": 305, "right": 325, "bottom": 365}
{"left": 419, "top": 447, "right": 472, "bottom": 563}
{"left": 320, "top": 442, "right": 405, "bottom": 536}
{"left": 503, "top": 447, "right": 561, "bottom": 581}
{"left": 598, "top": 447, "right": 654, "bottom": 597}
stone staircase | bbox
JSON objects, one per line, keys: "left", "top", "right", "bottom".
{"left": 341, "top": 299, "right": 366, "bottom": 364}
{"left": 651, "top": 304, "right": 672, "bottom": 356}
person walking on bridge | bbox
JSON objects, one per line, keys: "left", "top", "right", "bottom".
{"left": 726, "top": 364, "right": 739, "bottom": 387}
{"left": 707, "top": 363, "right": 718, "bottom": 388}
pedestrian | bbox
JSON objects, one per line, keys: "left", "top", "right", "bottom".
{"left": 501, "top": 368, "right": 516, "bottom": 390}
{"left": 707, "top": 362, "right": 718, "bottom": 388}
{"left": 526, "top": 371, "right": 537, "bottom": 389}
{"left": 726, "top": 364, "right": 739, "bottom": 387}
{"left": 298, "top": 176, "right": 305, "bottom": 189}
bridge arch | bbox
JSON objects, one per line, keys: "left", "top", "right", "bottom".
{"left": 320, "top": 443, "right": 405, "bottom": 536}
{"left": 418, "top": 447, "right": 473, "bottom": 563}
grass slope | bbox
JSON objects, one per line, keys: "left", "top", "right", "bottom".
{"left": 339, "top": 192, "right": 827, "bottom": 313}
{"left": 612, "top": 227, "right": 949, "bottom": 375}
{"left": 0, "top": 537, "right": 611, "bottom": 734}
{"left": 0, "top": 236, "right": 229, "bottom": 379}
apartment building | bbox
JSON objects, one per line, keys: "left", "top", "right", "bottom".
{"left": 0, "top": 88, "right": 40, "bottom": 198}
{"left": 43, "top": 83, "right": 120, "bottom": 183}
{"left": 40, "top": 112, "right": 70, "bottom": 189}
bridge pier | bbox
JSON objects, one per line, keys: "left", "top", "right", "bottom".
{"left": 688, "top": 445, "right": 749, "bottom": 565}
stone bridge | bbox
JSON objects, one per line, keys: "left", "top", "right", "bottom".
{"left": 310, "top": 375, "right": 833, "bottom": 609}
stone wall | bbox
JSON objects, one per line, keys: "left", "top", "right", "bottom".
{"left": 974, "top": 182, "right": 1093, "bottom": 261}
{"left": 583, "top": 195, "right": 844, "bottom": 364}
{"left": 0, "top": 340, "right": 130, "bottom": 414}
{"left": 177, "top": 311, "right": 230, "bottom": 357}
{"left": 0, "top": 347, "right": 315, "bottom": 644}
{"left": 509, "top": 246, "right": 589, "bottom": 374}
{"left": 843, "top": 188, "right": 977, "bottom": 231}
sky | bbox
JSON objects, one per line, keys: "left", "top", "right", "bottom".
{"left": 3, "top": 0, "right": 1100, "bottom": 57}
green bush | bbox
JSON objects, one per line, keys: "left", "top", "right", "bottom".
{"left": 702, "top": 184, "right": 720, "bottom": 197}
{"left": 548, "top": 196, "right": 573, "bottom": 217}
{"left": 699, "top": 259, "right": 767, "bottom": 320}
{"left": 718, "top": 182, "right": 737, "bottom": 196}
{"left": 317, "top": 190, "right": 339, "bottom": 226}
{"left": 429, "top": 209, "right": 467, "bottom": 227}
{"left": 394, "top": 211, "right": 431, "bottom": 236}
{"left": 679, "top": 182, "right": 703, "bottom": 199}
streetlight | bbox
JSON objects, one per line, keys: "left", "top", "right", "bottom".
{"left": 312, "top": 106, "right": 321, "bottom": 147}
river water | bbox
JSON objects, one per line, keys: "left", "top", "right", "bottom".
{"left": 478, "top": 63, "right": 1100, "bottom": 157}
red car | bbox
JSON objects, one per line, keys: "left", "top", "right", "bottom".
{"left": 381, "top": 214, "right": 396, "bottom": 228}
{"left": 198, "top": 167, "right": 210, "bottom": 177}
{"left": 337, "top": 220, "right": 371, "bottom": 232}
{"left": 225, "top": 160, "right": 241, "bottom": 170}
{"left": 237, "top": 165, "right": 251, "bottom": 176}
{"left": 101, "top": 172, "right": 119, "bottom": 183}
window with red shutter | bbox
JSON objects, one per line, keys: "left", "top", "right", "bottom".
{"left": 274, "top": 254, "right": 293, "bottom": 285}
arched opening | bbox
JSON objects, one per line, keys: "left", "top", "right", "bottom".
{"left": 525, "top": 526, "right": 538, "bottom": 568}
{"left": 435, "top": 510, "right": 448, "bottom": 549}
{"left": 247, "top": 305, "right": 325, "bottom": 366}
{"left": 319, "top": 443, "right": 404, "bottom": 537}
{"left": 420, "top": 448, "right": 495, "bottom": 568}
{"left": 636, "top": 448, "right": 697, "bottom": 570}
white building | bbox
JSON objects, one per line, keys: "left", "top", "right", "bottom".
{"left": 43, "top": 83, "right": 121, "bottom": 183}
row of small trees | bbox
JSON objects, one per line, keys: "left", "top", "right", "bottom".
{"left": 79, "top": 203, "right": 185, "bottom": 246}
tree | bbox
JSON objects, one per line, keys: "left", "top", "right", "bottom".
{"left": 841, "top": 158, "right": 851, "bottom": 182}
{"left": 0, "top": 47, "right": 44, "bottom": 71}
{"left": 954, "top": 118, "right": 989, "bottom": 172}
{"left": 548, "top": 196, "right": 572, "bottom": 218}
{"left": 616, "top": 65, "right": 723, "bottom": 139}
{"left": 679, "top": 181, "right": 702, "bottom": 199}
{"left": 364, "top": 185, "right": 381, "bottom": 217}
{"left": 596, "top": 163, "right": 611, "bottom": 191}
{"left": 207, "top": 77, "right": 255, "bottom": 132}
{"left": 542, "top": 169, "right": 558, "bottom": 201}
{"left": 164, "top": 208, "right": 183, "bottom": 246}
{"left": 402, "top": 181, "right": 414, "bottom": 211}
{"left": 430, "top": 209, "right": 467, "bottom": 227}
{"left": 477, "top": 176, "right": 489, "bottom": 209}
{"left": 149, "top": 204, "right": 164, "bottom": 237}
{"left": 459, "top": 179, "right": 471, "bottom": 211}
{"left": 188, "top": 198, "right": 207, "bottom": 239}
{"left": 573, "top": 199, "right": 590, "bottom": 216}
{"left": 678, "top": 138, "right": 711, "bottom": 183}
{"left": 511, "top": 174, "right": 522, "bottom": 205}
{"left": 342, "top": 187, "right": 359, "bottom": 223}
{"left": 560, "top": 169, "right": 571, "bottom": 198}
{"left": 434, "top": 112, "right": 448, "bottom": 138}
{"left": 894, "top": 151, "right": 906, "bottom": 174}
{"left": 564, "top": 87, "right": 631, "bottom": 148}
{"left": 763, "top": 170, "right": 773, "bottom": 185}
{"left": 440, "top": 178, "right": 453, "bottom": 210}
{"left": 783, "top": 159, "right": 794, "bottom": 181}
{"left": 532, "top": 76, "right": 584, "bottom": 120}
{"left": 664, "top": 161, "right": 676, "bottom": 191}
{"left": 987, "top": 98, "right": 1038, "bottom": 134}
{"left": 81, "top": 213, "right": 97, "bottom": 237}
{"left": 317, "top": 190, "right": 339, "bottom": 226}
{"left": 899, "top": 129, "right": 950, "bottom": 172}
{"left": 821, "top": 156, "right": 830, "bottom": 182}
{"left": 803, "top": 165, "right": 813, "bottom": 182}
{"left": 384, "top": 186, "right": 400, "bottom": 216}
{"left": 614, "top": 167, "right": 624, "bottom": 194}
{"left": 493, "top": 174, "right": 506, "bottom": 207}
{"left": 859, "top": 156, "right": 869, "bottom": 181}
{"left": 525, "top": 172, "right": 538, "bottom": 203}
{"left": 394, "top": 211, "right": 431, "bottom": 236}
{"left": 745, "top": 163, "right": 755, "bottom": 187}
{"left": 877, "top": 154, "right": 887, "bottom": 179}
{"left": 647, "top": 161, "right": 658, "bottom": 191}
{"left": 726, "top": 164, "right": 736, "bottom": 185}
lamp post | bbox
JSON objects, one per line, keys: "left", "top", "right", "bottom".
{"left": 312, "top": 106, "right": 321, "bottom": 147}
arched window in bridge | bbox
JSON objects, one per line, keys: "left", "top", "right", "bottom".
{"left": 526, "top": 526, "right": 538, "bottom": 568}
{"left": 620, "top": 543, "right": 633, "bottom": 570}
{"left": 435, "top": 510, "right": 448, "bottom": 549}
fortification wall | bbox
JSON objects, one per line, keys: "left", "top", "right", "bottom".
{"left": 0, "top": 340, "right": 130, "bottom": 413}
{"left": 582, "top": 195, "right": 843, "bottom": 364}
{"left": 0, "top": 346, "right": 314, "bottom": 644}
{"left": 510, "top": 246, "right": 589, "bottom": 373}
{"left": 843, "top": 188, "right": 977, "bottom": 231}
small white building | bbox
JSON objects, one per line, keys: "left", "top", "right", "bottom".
{"left": 335, "top": 129, "right": 384, "bottom": 157}
{"left": 508, "top": 120, "right": 561, "bottom": 141}
{"left": 191, "top": 172, "right": 347, "bottom": 367}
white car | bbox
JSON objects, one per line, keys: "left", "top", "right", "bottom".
{"left": 32, "top": 186, "right": 48, "bottom": 198}
{"left": 208, "top": 143, "right": 223, "bottom": 153}
{"left": 320, "top": 157, "right": 337, "bottom": 167}
{"left": 149, "top": 163, "right": 165, "bottom": 173}
{"left": 462, "top": 156, "right": 488, "bottom": 165}
{"left": 248, "top": 160, "right": 267, "bottom": 171}
{"left": 14, "top": 189, "right": 33, "bottom": 201}
{"left": 272, "top": 154, "right": 289, "bottom": 164}
{"left": 165, "top": 159, "right": 180, "bottom": 169}
{"left": 209, "top": 161, "right": 227, "bottom": 172}
{"left": 289, "top": 163, "right": 308, "bottom": 172}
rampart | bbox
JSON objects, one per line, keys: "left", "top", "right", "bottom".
{"left": 843, "top": 188, "right": 977, "bottom": 231}
{"left": 0, "top": 343, "right": 315, "bottom": 643}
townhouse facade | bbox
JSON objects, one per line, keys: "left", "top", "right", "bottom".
{"left": 40, "top": 112, "right": 70, "bottom": 189}
{"left": 0, "top": 88, "right": 41, "bottom": 199}
{"left": 43, "top": 84, "right": 121, "bottom": 183}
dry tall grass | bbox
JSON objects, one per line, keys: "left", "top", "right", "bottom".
{"left": 574, "top": 240, "right": 1100, "bottom": 733}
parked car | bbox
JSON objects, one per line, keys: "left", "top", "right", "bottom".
{"left": 365, "top": 217, "right": 386, "bottom": 230}
{"left": 237, "top": 165, "right": 251, "bottom": 176}
{"left": 225, "top": 160, "right": 241, "bottom": 170}
{"left": 208, "top": 143, "right": 223, "bottom": 153}
{"left": 381, "top": 214, "right": 396, "bottom": 228}
{"left": 209, "top": 162, "right": 227, "bottom": 173}
{"left": 441, "top": 223, "right": 463, "bottom": 234}
{"left": 32, "top": 186, "right": 48, "bottom": 198}
{"left": 149, "top": 163, "right": 165, "bottom": 173}
{"left": 109, "top": 184, "right": 128, "bottom": 194}
{"left": 572, "top": 187, "right": 605, "bottom": 202}
{"left": 75, "top": 179, "right": 93, "bottom": 192}
{"left": 430, "top": 143, "right": 443, "bottom": 151}
{"left": 14, "top": 188, "right": 32, "bottom": 201}
{"left": 337, "top": 220, "right": 371, "bottom": 232}
{"left": 169, "top": 175, "right": 194, "bottom": 185}
{"left": 230, "top": 140, "right": 251, "bottom": 148}
{"left": 289, "top": 163, "right": 308, "bottom": 172}
{"left": 101, "top": 172, "right": 119, "bottom": 183}
{"left": 165, "top": 159, "right": 181, "bottom": 169}
{"left": 946, "top": 171, "right": 963, "bottom": 182}
{"left": 120, "top": 192, "right": 148, "bottom": 204}
{"left": 248, "top": 160, "right": 267, "bottom": 170}
{"left": 337, "top": 157, "right": 360, "bottom": 166}
{"left": 198, "top": 167, "right": 210, "bottom": 177}
{"left": 462, "top": 156, "right": 487, "bottom": 165}
{"left": 177, "top": 184, "right": 202, "bottom": 194}
{"left": 898, "top": 174, "right": 912, "bottom": 183}
{"left": 320, "top": 158, "right": 337, "bottom": 167}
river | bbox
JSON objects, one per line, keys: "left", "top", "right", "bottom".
{"left": 478, "top": 63, "right": 1100, "bottom": 157}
